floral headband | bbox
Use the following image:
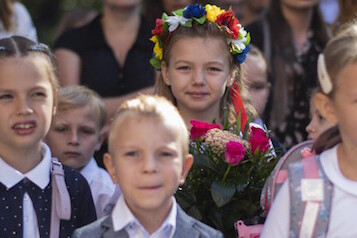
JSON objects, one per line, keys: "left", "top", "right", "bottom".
{"left": 150, "top": 4, "right": 251, "bottom": 69}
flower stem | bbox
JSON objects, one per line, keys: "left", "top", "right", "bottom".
{"left": 223, "top": 165, "right": 231, "bottom": 181}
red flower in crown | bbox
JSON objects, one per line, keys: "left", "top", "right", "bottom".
{"left": 216, "top": 10, "right": 240, "bottom": 39}
{"left": 249, "top": 127, "right": 271, "bottom": 153}
{"left": 152, "top": 18, "right": 164, "bottom": 36}
{"left": 190, "top": 120, "right": 221, "bottom": 140}
{"left": 225, "top": 141, "right": 246, "bottom": 165}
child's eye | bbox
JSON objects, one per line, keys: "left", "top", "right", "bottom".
{"left": 54, "top": 126, "right": 68, "bottom": 132}
{"left": 0, "top": 94, "right": 13, "bottom": 100}
{"left": 79, "top": 128, "right": 95, "bottom": 135}
{"left": 160, "top": 151, "right": 174, "bottom": 157}
{"left": 177, "top": 66, "right": 190, "bottom": 71}
{"left": 32, "top": 91, "right": 46, "bottom": 98}
{"left": 249, "top": 82, "right": 267, "bottom": 91}
{"left": 207, "top": 67, "right": 222, "bottom": 72}
{"left": 125, "top": 151, "right": 138, "bottom": 157}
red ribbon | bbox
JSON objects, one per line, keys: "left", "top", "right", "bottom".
{"left": 231, "top": 81, "right": 248, "bottom": 131}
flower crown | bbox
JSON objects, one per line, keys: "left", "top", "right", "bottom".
{"left": 150, "top": 4, "right": 251, "bottom": 69}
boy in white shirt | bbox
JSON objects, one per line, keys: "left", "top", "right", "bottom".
{"left": 73, "top": 95, "right": 223, "bottom": 238}
{"left": 45, "top": 85, "right": 115, "bottom": 218}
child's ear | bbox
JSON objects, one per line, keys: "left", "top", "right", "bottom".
{"left": 179, "top": 154, "right": 193, "bottom": 185}
{"left": 314, "top": 92, "right": 338, "bottom": 124}
{"left": 103, "top": 153, "right": 118, "bottom": 184}
{"left": 161, "top": 61, "right": 171, "bottom": 86}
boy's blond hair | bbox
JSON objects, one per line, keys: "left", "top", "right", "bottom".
{"left": 57, "top": 85, "right": 107, "bottom": 129}
{"left": 108, "top": 95, "right": 189, "bottom": 156}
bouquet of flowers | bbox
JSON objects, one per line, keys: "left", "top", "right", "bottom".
{"left": 175, "top": 118, "right": 277, "bottom": 237}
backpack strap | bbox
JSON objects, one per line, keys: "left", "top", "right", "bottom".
{"left": 288, "top": 156, "right": 333, "bottom": 238}
{"left": 50, "top": 158, "right": 71, "bottom": 238}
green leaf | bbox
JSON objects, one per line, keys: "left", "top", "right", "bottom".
{"left": 193, "top": 15, "right": 207, "bottom": 24}
{"left": 173, "top": 8, "right": 184, "bottom": 16}
{"left": 245, "top": 33, "right": 251, "bottom": 45}
{"left": 150, "top": 58, "right": 161, "bottom": 69}
{"left": 181, "top": 20, "right": 192, "bottom": 27}
{"left": 242, "top": 115, "right": 252, "bottom": 140}
{"left": 236, "top": 110, "right": 242, "bottom": 135}
{"left": 223, "top": 107, "right": 229, "bottom": 130}
{"left": 194, "top": 154, "right": 220, "bottom": 174}
{"left": 211, "top": 181, "right": 235, "bottom": 207}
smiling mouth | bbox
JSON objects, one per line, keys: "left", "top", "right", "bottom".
{"left": 187, "top": 92, "right": 209, "bottom": 98}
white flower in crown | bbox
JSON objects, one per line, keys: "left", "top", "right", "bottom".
{"left": 165, "top": 15, "right": 190, "bottom": 32}
{"left": 231, "top": 25, "right": 249, "bottom": 51}
{"left": 238, "top": 24, "right": 247, "bottom": 37}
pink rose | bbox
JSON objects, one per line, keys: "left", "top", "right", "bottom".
{"left": 190, "top": 120, "right": 221, "bottom": 140}
{"left": 249, "top": 126, "right": 271, "bottom": 153}
{"left": 225, "top": 141, "right": 246, "bottom": 165}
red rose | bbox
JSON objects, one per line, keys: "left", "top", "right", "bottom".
{"left": 190, "top": 120, "right": 221, "bottom": 140}
{"left": 152, "top": 18, "right": 164, "bottom": 36}
{"left": 225, "top": 141, "right": 246, "bottom": 165}
{"left": 249, "top": 127, "right": 271, "bottom": 153}
{"left": 216, "top": 11, "right": 240, "bottom": 39}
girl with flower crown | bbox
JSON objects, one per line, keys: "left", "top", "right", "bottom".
{"left": 151, "top": 4, "right": 277, "bottom": 237}
{"left": 153, "top": 3, "right": 256, "bottom": 130}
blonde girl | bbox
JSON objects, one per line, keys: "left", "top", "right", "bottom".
{"left": 0, "top": 36, "right": 96, "bottom": 237}
{"left": 261, "top": 21, "right": 357, "bottom": 237}
{"left": 152, "top": 3, "right": 256, "bottom": 128}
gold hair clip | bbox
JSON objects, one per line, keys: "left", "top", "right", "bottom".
{"left": 318, "top": 54, "right": 332, "bottom": 94}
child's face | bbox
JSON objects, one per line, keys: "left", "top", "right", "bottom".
{"left": 326, "top": 63, "right": 357, "bottom": 146}
{"left": 0, "top": 56, "right": 54, "bottom": 151}
{"left": 306, "top": 99, "right": 334, "bottom": 140}
{"left": 162, "top": 37, "right": 233, "bottom": 119}
{"left": 45, "top": 105, "right": 102, "bottom": 170}
{"left": 244, "top": 54, "right": 270, "bottom": 116}
{"left": 104, "top": 115, "right": 192, "bottom": 216}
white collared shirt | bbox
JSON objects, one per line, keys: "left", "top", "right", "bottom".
{"left": 80, "top": 158, "right": 116, "bottom": 218}
{"left": 112, "top": 194, "right": 177, "bottom": 238}
{"left": 0, "top": 142, "right": 52, "bottom": 238}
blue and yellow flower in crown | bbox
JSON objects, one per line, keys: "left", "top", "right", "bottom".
{"left": 149, "top": 3, "right": 251, "bottom": 69}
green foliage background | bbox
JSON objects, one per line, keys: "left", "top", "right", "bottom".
{"left": 21, "top": 0, "right": 102, "bottom": 47}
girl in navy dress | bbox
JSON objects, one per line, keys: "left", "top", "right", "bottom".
{"left": 0, "top": 36, "right": 96, "bottom": 238}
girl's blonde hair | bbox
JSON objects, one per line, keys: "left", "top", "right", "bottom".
{"left": 109, "top": 95, "right": 189, "bottom": 156}
{"left": 313, "top": 20, "right": 357, "bottom": 153}
{"left": 323, "top": 21, "right": 357, "bottom": 97}
{"left": 0, "top": 36, "right": 59, "bottom": 106}
{"left": 57, "top": 85, "right": 107, "bottom": 129}
{"left": 155, "top": 21, "right": 256, "bottom": 125}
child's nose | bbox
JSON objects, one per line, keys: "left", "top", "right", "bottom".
{"left": 16, "top": 98, "right": 33, "bottom": 115}
{"left": 192, "top": 69, "right": 205, "bottom": 85}
{"left": 143, "top": 155, "right": 158, "bottom": 173}
{"left": 68, "top": 131, "right": 80, "bottom": 145}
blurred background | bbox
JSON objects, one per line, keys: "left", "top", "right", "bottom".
{"left": 22, "top": 0, "right": 102, "bottom": 46}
